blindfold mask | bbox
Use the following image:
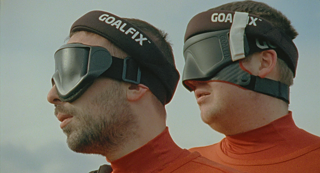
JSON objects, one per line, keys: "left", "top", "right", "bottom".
{"left": 52, "top": 43, "right": 114, "bottom": 102}
{"left": 52, "top": 42, "right": 170, "bottom": 104}
{"left": 182, "top": 11, "right": 295, "bottom": 103}
{"left": 61, "top": 10, "right": 180, "bottom": 105}
{"left": 182, "top": 29, "right": 250, "bottom": 87}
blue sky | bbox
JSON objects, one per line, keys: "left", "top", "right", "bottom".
{"left": 1, "top": 0, "right": 319, "bottom": 172}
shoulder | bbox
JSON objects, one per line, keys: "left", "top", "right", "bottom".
{"left": 288, "top": 141, "right": 320, "bottom": 160}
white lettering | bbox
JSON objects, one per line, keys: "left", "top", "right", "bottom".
{"left": 225, "top": 13, "right": 233, "bottom": 23}
{"left": 125, "top": 27, "right": 136, "bottom": 35}
{"left": 249, "top": 17, "right": 258, "bottom": 26}
{"left": 98, "top": 14, "right": 151, "bottom": 46}
{"left": 211, "top": 13, "right": 218, "bottom": 22}
{"left": 218, "top": 13, "right": 225, "bottom": 22}
{"left": 256, "top": 39, "right": 269, "bottom": 49}
{"left": 211, "top": 12, "right": 261, "bottom": 27}
{"left": 132, "top": 31, "right": 139, "bottom": 39}
{"left": 98, "top": 14, "right": 109, "bottom": 21}
{"left": 111, "top": 20, "right": 122, "bottom": 29}
{"left": 105, "top": 16, "right": 116, "bottom": 24}
{"left": 255, "top": 39, "right": 277, "bottom": 49}
{"left": 119, "top": 23, "right": 127, "bottom": 32}
{"left": 135, "top": 34, "right": 148, "bottom": 46}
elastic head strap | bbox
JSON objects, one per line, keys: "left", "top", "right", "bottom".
{"left": 209, "top": 62, "right": 290, "bottom": 103}
{"left": 71, "top": 10, "right": 180, "bottom": 104}
{"left": 184, "top": 10, "right": 298, "bottom": 76}
{"left": 229, "top": 11, "right": 249, "bottom": 61}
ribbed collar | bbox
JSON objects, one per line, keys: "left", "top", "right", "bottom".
{"left": 221, "top": 112, "right": 317, "bottom": 159}
{"left": 110, "top": 127, "right": 188, "bottom": 173}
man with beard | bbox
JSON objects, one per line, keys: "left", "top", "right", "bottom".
{"left": 47, "top": 10, "right": 241, "bottom": 173}
{"left": 181, "top": 1, "right": 320, "bottom": 173}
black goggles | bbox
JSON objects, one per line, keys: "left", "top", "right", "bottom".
{"left": 182, "top": 29, "right": 250, "bottom": 90}
{"left": 52, "top": 43, "right": 114, "bottom": 102}
{"left": 182, "top": 30, "right": 289, "bottom": 103}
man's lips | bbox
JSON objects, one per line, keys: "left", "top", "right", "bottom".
{"left": 56, "top": 113, "right": 73, "bottom": 129}
{"left": 195, "top": 90, "right": 210, "bottom": 104}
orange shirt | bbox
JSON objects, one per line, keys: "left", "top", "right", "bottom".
{"left": 109, "top": 127, "right": 241, "bottom": 173}
{"left": 190, "top": 112, "right": 320, "bottom": 173}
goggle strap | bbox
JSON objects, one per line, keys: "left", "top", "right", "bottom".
{"left": 212, "top": 63, "right": 289, "bottom": 103}
{"left": 244, "top": 75, "right": 289, "bottom": 103}
{"left": 122, "top": 57, "right": 141, "bottom": 84}
{"left": 102, "top": 56, "right": 167, "bottom": 104}
{"left": 229, "top": 12, "right": 248, "bottom": 61}
{"left": 102, "top": 56, "right": 141, "bottom": 84}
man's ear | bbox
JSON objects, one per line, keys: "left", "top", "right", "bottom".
{"left": 126, "top": 83, "right": 149, "bottom": 102}
{"left": 258, "top": 49, "right": 277, "bottom": 78}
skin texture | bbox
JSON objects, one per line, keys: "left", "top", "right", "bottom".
{"left": 47, "top": 31, "right": 166, "bottom": 161}
{"left": 187, "top": 50, "right": 289, "bottom": 135}
{"left": 53, "top": 78, "right": 136, "bottom": 154}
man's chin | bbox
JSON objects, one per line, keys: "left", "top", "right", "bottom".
{"left": 200, "top": 111, "right": 219, "bottom": 124}
{"left": 65, "top": 131, "right": 98, "bottom": 154}
{"left": 67, "top": 141, "right": 103, "bottom": 155}
{"left": 67, "top": 138, "right": 90, "bottom": 153}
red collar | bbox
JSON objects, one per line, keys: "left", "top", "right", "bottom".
{"left": 110, "top": 127, "right": 188, "bottom": 173}
{"left": 221, "top": 112, "right": 319, "bottom": 159}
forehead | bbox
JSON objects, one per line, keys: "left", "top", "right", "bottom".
{"left": 68, "top": 31, "right": 128, "bottom": 58}
{"left": 68, "top": 31, "right": 110, "bottom": 48}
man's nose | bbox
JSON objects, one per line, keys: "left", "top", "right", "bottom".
{"left": 47, "top": 85, "right": 61, "bottom": 105}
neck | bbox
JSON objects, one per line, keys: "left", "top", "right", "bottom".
{"left": 105, "top": 96, "right": 166, "bottom": 161}
{"left": 109, "top": 127, "right": 189, "bottom": 173}
{"left": 212, "top": 94, "right": 289, "bottom": 136}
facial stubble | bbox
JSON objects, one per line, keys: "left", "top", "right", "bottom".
{"left": 55, "top": 81, "right": 137, "bottom": 156}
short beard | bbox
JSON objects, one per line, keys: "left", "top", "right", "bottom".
{"left": 55, "top": 81, "right": 137, "bottom": 156}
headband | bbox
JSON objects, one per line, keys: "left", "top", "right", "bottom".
{"left": 70, "top": 10, "right": 180, "bottom": 104}
{"left": 184, "top": 10, "right": 298, "bottom": 76}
